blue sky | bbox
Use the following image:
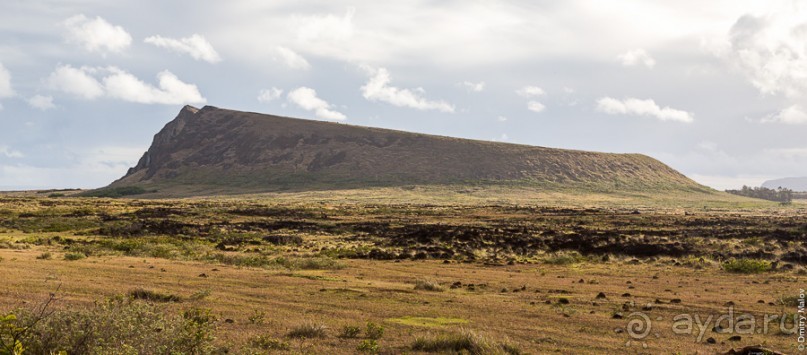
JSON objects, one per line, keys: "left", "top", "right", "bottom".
{"left": 1, "top": 0, "right": 806, "bottom": 190}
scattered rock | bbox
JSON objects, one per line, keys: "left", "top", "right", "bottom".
{"left": 722, "top": 345, "right": 786, "bottom": 355}
{"left": 596, "top": 292, "right": 607, "bottom": 299}
{"left": 224, "top": 319, "right": 234, "bottom": 324}
{"left": 724, "top": 301, "right": 735, "bottom": 307}
{"left": 614, "top": 328, "right": 624, "bottom": 334}
{"left": 641, "top": 303, "right": 653, "bottom": 311}
{"left": 198, "top": 273, "right": 208, "bottom": 278}
{"left": 670, "top": 298, "right": 682, "bottom": 304}
{"left": 558, "top": 298, "right": 570, "bottom": 304}
{"left": 621, "top": 293, "right": 631, "bottom": 297}
{"left": 450, "top": 281, "right": 462, "bottom": 289}
{"left": 727, "top": 335, "right": 742, "bottom": 341}
{"left": 612, "top": 312, "right": 624, "bottom": 319}
{"left": 706, "top": 337, "right": 716, "bottom": 344}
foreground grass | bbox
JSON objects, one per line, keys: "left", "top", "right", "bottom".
{"left": 0, "top": 194, "right": 804, "bottom": 354}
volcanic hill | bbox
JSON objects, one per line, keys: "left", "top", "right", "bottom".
{"left": 101, "top": 105, "right": 707, "bottom": 197}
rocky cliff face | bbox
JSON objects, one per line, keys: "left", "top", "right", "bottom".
{"left": 109, "top": 105, "right": 703, "bottom": 195}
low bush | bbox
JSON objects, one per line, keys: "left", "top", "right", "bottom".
{"left": 286, "top": 322, "right": 327, "bottom": 339}
{"left": 414, "top": 280, "right": 444, "bottom": 292}
{"left": 723, "top": 258, "right": 771, "bottom": 274}
{"left": 412, "top": 329, "right": 521, "bottom": 355}
{"left": 81, "top": 186, "right": 149, "bottom": 198}
{"left": 339, "top": 325, "right": 361, "bottom": 338}
{"left": 365, "top": 322, "right": 384, "bottom": 340}
{"left": 357, "top": 339, "right": 379, "bottom": 353}
{"left": 63, "top": 252, "right": 86, "bottom": 261}
{"left": 0, "top": 297, "right": 216, "bottom": 354}
{"left": 251, "top": 335, "right": 290, "bottom": 350}
{"left": 541, "top": 251, "right": 588, "bottom": 265}
{"left": 128, "top": 288, "right": 182, "bottom": 303}
{"left": 36, "top": 252, "right": 52, "bottom": 260}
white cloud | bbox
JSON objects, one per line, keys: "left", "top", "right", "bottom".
{"left": 27, "top": 95, "right": 55, "bottom": 110}
{"left": 103, "top": 68, "right": 206, "bottom": 105}
{"left": 360, "top": 67, "right": 454, "bottom": 112}
{"left": 761, "top": 105, "right": 807, "bottom": 125}
{"left": 497, "top": 115, "right": 507, "bottom": 122}
{"left": 275, "top": 46, "right": 310, "bottom": 70}
{"left": 46, "top": 65, "right": 205, "bottom": 105}
{"left": 144, "top": 34, "right": 221, "bottom": 63}
{"left": 0, "top": 146, "right": 23, "bottom": 158}
{"left": 723, "top": 11, "right": 807, "bottom": 98}
{"left": 63, "top": 14, "right": 132, "bottom": 54}
{"left": 257, "top": 87, "right": 283, "bottom": 103}
{"left": 287, "top": 87, "right": 345, "bottom": 120}
{"left": 458, "top": 81, "right": 485, "bottom": 92}
{"left": 293, "top": 7, "right": 355, "bottom": 42}
{"left": 527, "top": 101, "right": 545, "bottom": 113}
{"left": 46, "top": 65, "right": 105, "bottom": 99}
{"left": 618, "top": 49, "right": 656, "bottom": 68}
{"left": 516, "top": 86, "right": 545, "bottom": 98}
{"left": 0, "top": 62, "right": 13, "bottom": 98}
{"left": 596, "top": 97, "right": 693, "bottom": 123}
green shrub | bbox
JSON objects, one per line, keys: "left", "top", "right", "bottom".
{"left": 128, "top": 288, "right": 182, "bottom": 303}
{"left": 251, "top": 335, "right": 290, "bottom": 350}
{"left": 276, "top": 256, "right": 345, "bottom": 270}
{"left": 1, "top": 298, "right": 216, "bottom": 354}
{"left": 414, "top": 280, "right": 444, "bottom": 292}
{"left": 63, "top": 252, "right": 86, "bottom": 261}
{"left": 365, "top": 322, "right": 384, "bottom": 340}
{"left": 541, "top": 251, "right": 588, "bottom": 265}
{"left": 339, "top": 325, "right": 361, "bottom": 338}
{"left": 286, "top": 322, "right": 327, "bottom": 339}
{"left": 248, "top": 309, "right": 265, "bottom": 325}
{"left": 357, "top": 339, "right": 379, "bottom": 353}
{"left": 81, "top": 186, "right": 149, "bottom": 198}
{"left": 723, "top": 258, "right": 771, "bottom": 274}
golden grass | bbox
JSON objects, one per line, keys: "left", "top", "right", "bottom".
{"left": 1, "top": 247, "right": 803, "bottom": 354}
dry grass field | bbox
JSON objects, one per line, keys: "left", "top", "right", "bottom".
{"left": 0, "top": 189, "right": 804, "bottom": 354}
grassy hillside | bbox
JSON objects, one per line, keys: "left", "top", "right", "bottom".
{"left": 96, "top": 106, "right": 706, "bottom": 198}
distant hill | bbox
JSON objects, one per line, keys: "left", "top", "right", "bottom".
{"left": 98, "top": 105, "right": 708, "bottom": 197}
{"left": 762, "top": 177, "right": 807, "bottom": 192}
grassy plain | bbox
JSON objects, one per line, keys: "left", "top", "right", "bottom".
{"left": 0, "top": 187, "right": 804, "bottom": 354}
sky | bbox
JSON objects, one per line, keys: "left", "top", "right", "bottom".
{"left": 0, "top": 0, "right": 806, "bottom": 190}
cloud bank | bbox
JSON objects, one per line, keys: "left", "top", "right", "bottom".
{"left": 46, "top": 65, "right": 205, "bottom": 104}
{"left": 144, "top": 34, "right": 221, "bottom": 63}
{"left": 63, "top": 15, "right": 132, "bottom": 54}
{"left": 361, "top": 67, "right": 454, "bottom": 113}
{"left": 287, "top": 87, "right": 345, "bottom": 120}
{"left": 596, "top": 97, "right": 693, "bottom": 123}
